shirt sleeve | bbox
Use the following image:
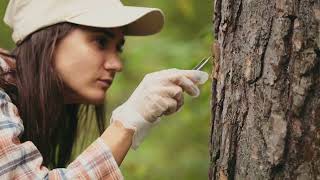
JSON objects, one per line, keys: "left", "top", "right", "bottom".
{"left": 0, "top": 89, "right": 123, "bottom": 180}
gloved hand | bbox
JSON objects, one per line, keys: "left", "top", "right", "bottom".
{"left": 110, "top": 68, "right": 209, "bottom": 149}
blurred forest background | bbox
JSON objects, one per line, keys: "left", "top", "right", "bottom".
{"left": 0, "top": 0, "right": 213, "bottom": 179}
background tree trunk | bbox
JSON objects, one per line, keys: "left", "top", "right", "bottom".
{"left": 209, "top": 0, "right": 320, "bottom": 179}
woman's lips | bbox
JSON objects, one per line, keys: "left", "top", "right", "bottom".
{"left": 97, "top": 79, "right": 112, "bottom": 88}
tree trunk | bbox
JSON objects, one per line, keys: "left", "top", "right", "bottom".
{"left": 209, "top": 0, "right": 320, "bottom": 179}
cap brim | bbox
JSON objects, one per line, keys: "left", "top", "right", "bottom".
{"left": 66, "top": 6, "right": 164, "bottom": 36}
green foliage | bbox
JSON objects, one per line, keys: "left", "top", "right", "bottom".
{"left": 0, "top": 0, "right": 213, "bottom": 179}
{"left": 0, "top": 0, "right": 14, "bottom": 49}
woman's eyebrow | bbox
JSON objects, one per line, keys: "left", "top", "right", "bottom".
{"left": 102, "top": 29, "right": 115, "bottom": 38}
{"left": 92, "top": 29, "right": 125, "bottom": 44}
{"left": 89, "top": 28, "right": 115, "bottom": 38}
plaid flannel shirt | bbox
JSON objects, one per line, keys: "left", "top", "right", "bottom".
{"left": 0, "top": 50, "right": 123, "bottom": 179}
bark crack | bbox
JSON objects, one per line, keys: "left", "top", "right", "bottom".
{"left": 227, "top": 106, "right": 241, "bottom": 180}
{"left": 248, "top": 16, "right": 274, "bottom": 85}
{"left": 239, "top": 82, "right": 249, "bottom": 138}
{"left": 214, "top": 0, "right": 222, "bottom": 39}
{"left": 232, "top": 0, "right": 243, "bottom": 34}
{"left": 209, "top": 78, "right": 218, "bottom": 179}
{"left": 270, "top": 13, "right": 297, "bottom": 178}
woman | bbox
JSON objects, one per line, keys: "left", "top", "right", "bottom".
{"left": 0, "top": 0, "right": 208, "bottom": 179}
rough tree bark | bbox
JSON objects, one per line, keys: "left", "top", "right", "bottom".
{"left": 209, "top": 0, "right": 320, "bottom": 179}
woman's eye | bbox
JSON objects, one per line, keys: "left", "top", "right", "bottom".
{"left": 116, "top": 44, "right": 124, "bottom": 53}
{"left": 95, "top": 36, "right": 109, "bottom": 49}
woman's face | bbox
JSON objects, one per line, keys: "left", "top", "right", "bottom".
{"left": 54, "top": 26, "right": 125, "bottom": 104}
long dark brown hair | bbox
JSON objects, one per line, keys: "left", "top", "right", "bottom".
{"left": 0, "top": 23, "right": 106, "bottom": 168}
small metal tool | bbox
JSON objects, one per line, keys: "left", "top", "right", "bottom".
{"left": 192, "top": 56, "right": 212, "bottom": 70}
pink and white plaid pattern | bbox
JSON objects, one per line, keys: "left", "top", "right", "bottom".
{"left": 0, "top": 53, "right": 123, "bottom": 179}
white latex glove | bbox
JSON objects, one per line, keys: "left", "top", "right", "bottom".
{"left": 110, "top": 68, "right": 209, "bottom": 149}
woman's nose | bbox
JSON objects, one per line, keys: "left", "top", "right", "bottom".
{"left": 104, "top": 54, "right": 123, "bottom": 72}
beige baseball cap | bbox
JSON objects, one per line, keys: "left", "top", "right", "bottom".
{"left": 4, "top": 0, "right": 165, "bottom": 44}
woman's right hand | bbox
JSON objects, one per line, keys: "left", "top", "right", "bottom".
{"left": 110, "top": 68, "right": 209, "bottom": 149}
